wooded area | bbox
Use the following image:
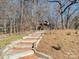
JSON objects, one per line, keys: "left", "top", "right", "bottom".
{"left": 0, "top": 0, "right": 79, "bottom": 34}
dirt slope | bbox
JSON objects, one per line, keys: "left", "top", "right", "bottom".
{"left": 37, "top": 30, "right": 79, "bottom": 59}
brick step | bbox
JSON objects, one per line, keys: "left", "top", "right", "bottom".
{"left": 29, "top": 33, "right": 41, "bottom": 37}
{"left": 21, "top": 40, "right": 37, "bottom": 43}
{"left": 7, "top": 48, "right": 32, "bottom": 55}
{"left": 23, "top": 36, "right": 40, "bottom": 39}
{"left": 23, "top": 38, "right": 37, "bottom": 40}
{"left": 7, "top": 50, "right": 34, "bottom": 59}
{"left": 19, "top": 54, "right": 38, "bottom": 59}
{"left": 12, "top": 47, "right": 32, "bottom": 51}
{"left": 14, "top": 44, "right": 32, "bottom": 48}
{"left": 11, "top": 40, "right": 37, "bottom": 45}
{"left": 16, "top": 42, "right": 33, "bottom": 45}
{"left": 14, "top": 43, "right": 32, "bottom": 46}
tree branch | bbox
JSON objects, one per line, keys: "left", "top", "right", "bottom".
{"left": 48, "top": 0, "right": 78, "bottom": 14}
{"left": 48, "top": 0, "right": 62, "bottom": 7}
{"left": 68, "top": 8, "right": 79, "bottom": 18}
{"left": 61, "top": 0, "right": 77, "bottom": 14}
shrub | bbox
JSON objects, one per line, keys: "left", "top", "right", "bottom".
{"left": 66, "top": 32, "right": 71, "bottom": 35}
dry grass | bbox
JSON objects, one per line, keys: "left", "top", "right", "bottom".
{"left": 37, "top": 30, "right": 79, "bottom": 59}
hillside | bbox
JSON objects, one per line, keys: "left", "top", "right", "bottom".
{"left": 37, "top": 30, "right": 79, "bottom": 59}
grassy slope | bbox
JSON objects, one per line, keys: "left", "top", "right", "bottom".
{"left": 0, "top": 31, "right": 33, "bottom": 48}
{"left": 0, "top": 35, "right": 22, "bottom": 48}
{"left": 37, "top": 30, "right": 79, "bottom": 59}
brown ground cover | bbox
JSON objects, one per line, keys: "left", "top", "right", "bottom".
{"left": 37, "top": 30, "right": 79, "bottom": 59}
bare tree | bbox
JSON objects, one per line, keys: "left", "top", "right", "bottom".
{"left": 48, "top": 0, "right": 79, "bottom": 29}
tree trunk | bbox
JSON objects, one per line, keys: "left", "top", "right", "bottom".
{"left": 61, "top": 13, "right": 64, "bottom": 29}
{"left": 10, "top": 19, "right": 13, "bottom": 34}
{"left": 13, "top": 19, "right": 16, "bottom": 33}
{"left": 20, "top": 0, "right": 24, "bottom": 32}
{"left": 4, "top": 19, "right": 7, "bottom": 34}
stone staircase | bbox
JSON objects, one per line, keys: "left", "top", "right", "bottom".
{"left": 2, "top": 31, "right": 44, "bottom": 59}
